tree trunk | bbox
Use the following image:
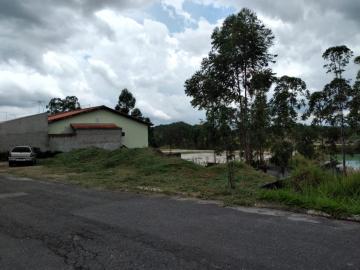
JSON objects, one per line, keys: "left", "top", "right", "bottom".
{"left": 341, "top": 115, "right": 347, "bottom": 175}
{"left": 226, "top": 151, "right": 235, "bottom": 189}
{"left": 243, "top": 70, "right": 252, "bottom": 165}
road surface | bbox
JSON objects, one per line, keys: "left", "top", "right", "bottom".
{"left": 0, "top": 174, "right": 359, "bottom": 269}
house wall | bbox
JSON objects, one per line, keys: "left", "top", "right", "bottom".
{"left": 48, "top": 110, "right": 148, "bottom": 148}
{"left": 0, "top": 113, "right": 49, "bottom": 152}
{"left": 49, "top": 128, "right": 123, "bottom": 152}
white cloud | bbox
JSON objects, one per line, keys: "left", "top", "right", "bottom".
{"left": 87, "top": 58, "right": 119, "bottom": 86}
{"left": 0, "top": 5, "right": 216, "bottom": 123}
{"left": 1, "top": 0, "right": 360, "bottom": 125}
{"left": 43, "top": 51, "right": 79, "bottom": 76}
{"left": 160, "top": 0, "right": 193, "bottom": 22}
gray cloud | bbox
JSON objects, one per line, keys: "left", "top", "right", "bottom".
{"left": 0, "top": 0, "right": 154, "bottom": 69}
{"left": 205, "top": 0, "right": 360, "bottom": 90}
{"left": 0, "top": 0, "right": 359, "bottom": 124}
{"left": 0, "top": 83, "right": 51, "bottom": 108}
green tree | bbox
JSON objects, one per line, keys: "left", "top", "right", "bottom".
{"left": 349, "top": 56, "right": 360, "bottom": 132}
{"left": 47, "top": 96, "right": 81, "bottom": 114}
{"left": 294, "top": 125, "right": 316, "bottom": 159}
{"left": 114, "top": 89, "right": 151, "bottom": 125}
{"left": 303, "top": 91, "right": 327, "bottom": 126}
{"left": 47, "top": 98, "right": 64, "bottom": 114}
{"left": 322, "top": 46, "right": 354, "bottom": 174}
{"left": 322, "top": 46, "right": 353, "bottom": 79}
{"left": 270, "top": 140, "right": 293, "bottom": 177}
{"left": 303, "top": 91, "right": 328, "bottom": 148}
{"left": 143, "top": 117, "right": 152, "bottom": 125}
{"left": 185, "top": 8, "right": 276, "bottom": 164}
{"left": 250, "top": 70, "right": 274, "bottom": 165}
{"left": 269, "top": 76, "right": 307, "bottom": 175}
{"left": 270, "top": 76, "right": 308, "bottom": 137}
{"left": 207, "top": 106, "right": 237, "bottom": 189}
{"left": 115, "top": 88, "right": 136, "bottom": 114}
{"left": 131, "top": 108, "right": 143, "bottom": 119}
{"left": 63, "top": 96, "right": 81, "bottom": 111}
{"left": 323, "top": 78, "right": 352, "bottom": 172}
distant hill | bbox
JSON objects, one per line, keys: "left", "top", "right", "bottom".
{"left": 150, "top": 122, "right": 360, "bottom": 152}
{"left": 150, "top": 121, "right": 215, "bottom": 149}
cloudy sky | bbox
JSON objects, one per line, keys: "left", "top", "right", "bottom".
{"left": 0, "top": 0, "right": 359, "bottom": 124}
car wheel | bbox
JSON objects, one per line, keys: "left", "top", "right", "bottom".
{"left": 8, "top": 161, "right": 14, "bottom": 167}
{"left": 32, "top": 160, "right": 37, "bottom": 166}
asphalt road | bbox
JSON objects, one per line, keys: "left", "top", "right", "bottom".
{"left": 0, "top": 174, "right": 359, "bottom": 270}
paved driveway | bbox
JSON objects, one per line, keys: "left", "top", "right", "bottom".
{"left": 0, "top": 174, "right": 359, "bottom": 270}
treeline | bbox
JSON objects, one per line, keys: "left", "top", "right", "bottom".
{"left": 150, "top": 121, "right": 229, "bottom": 149}
{"left": 46, "top": 89, "right": 151, "bottom": 124}
{"left": 150, "top": 122, "right": 360, "bottom": 153}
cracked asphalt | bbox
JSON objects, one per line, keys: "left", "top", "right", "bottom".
{"left": 0, "top": 174, "right": 359, "bottom": 270}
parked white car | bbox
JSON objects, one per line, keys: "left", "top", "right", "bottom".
{"left": 8, "top": 146, "right": 37, "bottom": 166}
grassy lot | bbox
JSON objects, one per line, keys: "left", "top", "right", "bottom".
{"left": 0, "top": 148, "right": 274, "bottom": 206}
{"left": 0, "top": 148, "right": 359, "bottom": 218}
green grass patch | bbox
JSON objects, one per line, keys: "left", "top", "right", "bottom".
{"left": 4, "top": 148, "right": 359, "bottom": 218}
{"left": 261, "top": 155, "right": 360, "bottom": 217}
{"left": 38, "top": 147, "right": 274, "bottom": 205}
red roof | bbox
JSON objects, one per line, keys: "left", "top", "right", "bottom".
{"left": 47, "top": 105, "right": 151, "bottom": 126}
{"left": 48, "top": 107, "right": 95, "bottom": 122}
{"left": 71, "top": 123, "right": 120, "bottom": 130}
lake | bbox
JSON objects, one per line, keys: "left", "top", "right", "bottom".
{"left": 161, "top": 149, "right": 360, "bottom": 170}
{"left": 336, "top": 154, "right": 360, "bottom": 170}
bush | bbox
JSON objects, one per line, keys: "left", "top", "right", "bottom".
{"left": 290, "top": 154, "right": 312, "bottom": 168}
{"left": 263, "top": 155, "right": 360, "bottom": 216}
{"left": 290, "top": 156, "right": 332, "bottom": 192}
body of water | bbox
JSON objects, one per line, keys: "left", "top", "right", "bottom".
{"left": 336, "top": 154, "right": 360, "bottom": 170}
{"left": 162, "top": 149, "right": 360, "bottom": 170}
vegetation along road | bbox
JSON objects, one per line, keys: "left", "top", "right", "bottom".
{"left": 2, "top": 148, "right": 359, "bottom": 218}
{"left": 0, "top": 173, "right": 359, "bottom": 270}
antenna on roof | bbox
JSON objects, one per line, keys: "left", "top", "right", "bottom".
{"left": 37, "top": 100, "right": 45, "bottom": 113}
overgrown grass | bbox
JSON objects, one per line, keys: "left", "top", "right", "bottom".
{"left": 2, "top": 148, "right": 359, "bottom": 217}
{"left": 6, "top": 148, "right": 274, "bottom": 206}
{"left": 261, "top": 155, "right": 360, "bottom": 217}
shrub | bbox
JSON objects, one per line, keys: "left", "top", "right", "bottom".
{"left": 263, "top": 155, "right": 360, "bottom": 216}
{"left": 290, "top": 157, "right": 333, "bottom": 192}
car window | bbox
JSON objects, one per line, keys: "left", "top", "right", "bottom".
{"left": 12, "top": 147, "right": 31, "bottom": 152}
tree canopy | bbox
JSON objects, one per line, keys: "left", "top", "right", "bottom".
{"left": 349, "top": 56, "right": 360, "bottom": 131}
{"left": 322, "top": 45, "right": 354, "bottom": 78}
{"left": 131, "top": 108, "right": 143, "bottom": 119}
{"left": 270, "top": 76, "right": 308, "bottom": 136}
{"left": 185, "top": 8, "right": 276, "bottom": 165}
{"left": 115, "top": 89, "right": 136, "bottom": 114}
{"left": 47, "top": 96, "right": 81, "bottom": 114}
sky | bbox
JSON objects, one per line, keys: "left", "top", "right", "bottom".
{"left": 0, "top": 0, "right": 359, "bottom": 124}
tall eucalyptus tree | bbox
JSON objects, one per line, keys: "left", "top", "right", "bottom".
{"left": 322, "top": 46, "right": 354, "bottom": 173}
{"left": 349, "top": 56, "right": 360, "bottom": 132}
{"left": 185, "top": 8, "right": 276, "bottom": 165}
